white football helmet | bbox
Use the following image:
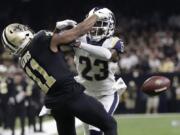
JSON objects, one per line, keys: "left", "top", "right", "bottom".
{"left": 2, "top": 23, "right": 34, "bottom": 55}
{"left": 87, "top": 7, "right": 115, "bottom": 42}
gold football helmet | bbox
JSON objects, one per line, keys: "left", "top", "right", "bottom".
{"left": 2, "top": 23, "right": 34, "bottom": 55}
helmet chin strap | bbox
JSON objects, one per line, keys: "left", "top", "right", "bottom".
{"left": 15, "top": 37, "right": 32, "bottom": 55}
{"left": 90, "top": 32, "right": 108, "bottom": 43}
{"left": 87, "top": 36, "right": 106, "bottom": 46}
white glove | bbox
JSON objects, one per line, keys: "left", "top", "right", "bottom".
{"left": 112, "top": 77, "right": 127, "bottom": 96}
{"left": 56, "top": 19, "right": 77, "bottom": 30}
{"left": 39, "top": 106, "right": 51, "bottom": 117}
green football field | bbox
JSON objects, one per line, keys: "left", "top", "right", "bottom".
{"left": 77, "top": 113, "right": 180, "bottom": 135}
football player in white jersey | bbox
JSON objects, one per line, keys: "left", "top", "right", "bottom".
{"left": 73, "top": 7, "right": 127, "bottom": 135}
{"left": 39, "top": 7, "right": 127, "bottom": 135}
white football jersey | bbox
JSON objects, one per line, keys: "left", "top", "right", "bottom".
{"left": 74, "top": 35, "right": 124, "bottom": 96}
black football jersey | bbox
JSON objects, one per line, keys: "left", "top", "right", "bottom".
{"left": 19, "top": 30, "right": 75, "bottom": 95}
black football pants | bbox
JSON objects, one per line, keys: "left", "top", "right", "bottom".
{"left": 51, "top": 93, "right": 117, "bottom": 135}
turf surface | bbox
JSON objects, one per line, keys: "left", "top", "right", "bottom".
{"left": 77, "top": 113, "right": 180, "bottom": 135}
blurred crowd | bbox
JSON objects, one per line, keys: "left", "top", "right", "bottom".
{"left": 1, "top": 12, "right": 180, "bottom": 134}
{"left": 0, "top": 62, "right": 45, "bottom": 135}
{"left": 115, "top": 14, "right": 180, "bottom": 74}
{"left": 114, "top": 14, "right": 180, "bottom": 114}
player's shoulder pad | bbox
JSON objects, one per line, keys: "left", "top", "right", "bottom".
{"left": 111, "top": 37, "right": 124, "bottom": 53}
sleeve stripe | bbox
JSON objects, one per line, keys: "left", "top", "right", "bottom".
{"left": 111, "top": 37, "right": 120, "bottom": 48}
{"left": 112, "top": 37, "right": 124, "bottom": 53}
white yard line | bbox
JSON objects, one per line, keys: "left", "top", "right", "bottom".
{"left": 115, "top": 113, "right": 180, "bottom": 119}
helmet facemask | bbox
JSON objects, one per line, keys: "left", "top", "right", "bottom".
{"left": 2, "top": 23, "right": 34, "bottom": 56}
{"left": 87, "top": 8, "right": 115, "bottom": 42}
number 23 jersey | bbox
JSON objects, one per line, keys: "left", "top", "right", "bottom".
{"left": 74, "top": 36, "right": 124, "bottom": 96}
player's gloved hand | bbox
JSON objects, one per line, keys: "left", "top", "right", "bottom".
{"left": 112, "top": 77, "right": 127, "bottom": 96}
{"left": 56, "top": 19, "right": 77, "bottom": 30}
{"left": 70, "top": 40, "right": 81, "bottom": 48}
{"left": 39, "top": 106, "right": 51, "bottom": 117}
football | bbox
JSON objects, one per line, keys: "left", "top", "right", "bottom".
{"left": 141, "top": 76, "right": 171, "bottom": 96}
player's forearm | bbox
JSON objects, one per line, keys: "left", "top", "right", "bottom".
{"left": 55, "top": 15, "right": 98, "bottom": 45}
{"left": 80, "top": 42, "right": 112, "bottom": 60}
{"left": 74, "top": 15, "right": 98, "bottom": 37}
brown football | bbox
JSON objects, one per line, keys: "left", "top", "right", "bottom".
{"left": 141, "top": 76, "right": 171, "bottom": 96}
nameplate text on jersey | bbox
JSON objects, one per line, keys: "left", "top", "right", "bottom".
{"left": 20, "top": 51, "right": 31, "bottom": 68}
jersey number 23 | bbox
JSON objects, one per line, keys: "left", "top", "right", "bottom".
{"left": 79, "top": 56, "right": 109, "bottom": 81}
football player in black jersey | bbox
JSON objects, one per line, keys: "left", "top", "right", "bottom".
{"left": 1, "top": 9, "right": 117, "bottom": 135}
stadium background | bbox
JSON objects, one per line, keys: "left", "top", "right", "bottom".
{"left": 0, "top": 0, "right": 180, "bottom": 135}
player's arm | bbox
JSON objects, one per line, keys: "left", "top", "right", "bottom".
{"left": 76, "top": 42, "right": 112, "bottom": 60}
{"left": 76, "top": 39, "right": 124, "bottom": 61}
{"left": 50, "top": 15, "right": 98, "bottom": 52}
